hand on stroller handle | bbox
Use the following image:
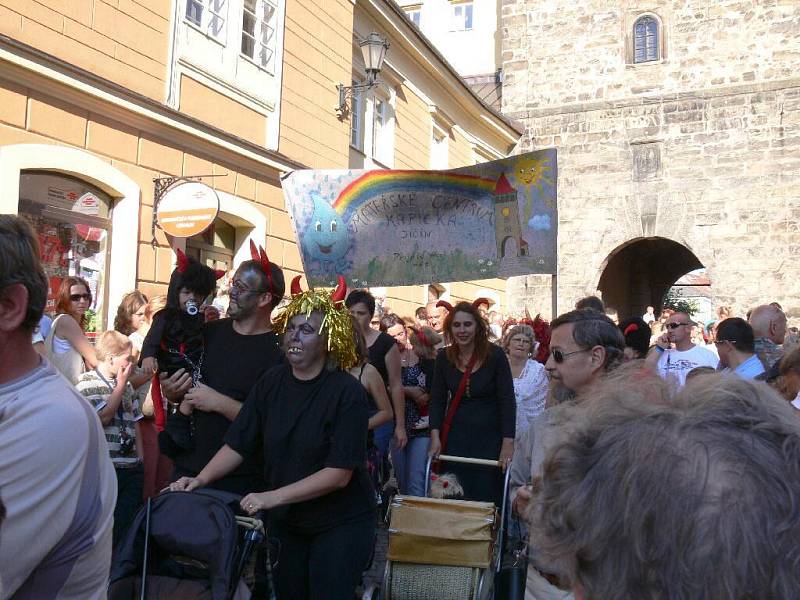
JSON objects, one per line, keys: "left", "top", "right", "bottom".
{"left": 163, "top": 475, "right": 205, "bottom": 493}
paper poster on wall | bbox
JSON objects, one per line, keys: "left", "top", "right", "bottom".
{"left": 280, "top": 149, "right": 557, "bottom": 287}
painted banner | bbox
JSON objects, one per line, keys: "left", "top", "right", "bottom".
{"left": 280, "top": 149, "right": 557, "bottom": 287}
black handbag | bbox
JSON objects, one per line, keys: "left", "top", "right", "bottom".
{"left": 494, "top": 514, "right": 528, "bottom": 600}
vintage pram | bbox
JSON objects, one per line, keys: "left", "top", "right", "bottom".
{"left": 108, "top": 489, "right": 274, "bottom": 600}
{"left": 382, "top": 454, "right": 511, "bottom": 600}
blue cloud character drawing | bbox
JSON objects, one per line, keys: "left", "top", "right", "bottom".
{"left": 304, "top": 196, "right": 351, "bottom": 273}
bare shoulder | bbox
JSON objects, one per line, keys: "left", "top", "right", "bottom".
{"left": 54, "top": 314, "right": 79, "bottom": 334}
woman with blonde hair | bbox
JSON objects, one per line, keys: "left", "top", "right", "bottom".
{"left": 502, "top": 324, "right": 548, "bottom": 438}
{"left": 45, "top": 276, "right": 98, "bottom": 384}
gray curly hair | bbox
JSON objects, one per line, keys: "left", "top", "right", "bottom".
{"left": 529, "top": 370, "right": 800, "bottom": 599}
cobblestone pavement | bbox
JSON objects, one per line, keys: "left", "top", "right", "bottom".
{"left": 360, "top": 520, "right": 389, "bottom": 596}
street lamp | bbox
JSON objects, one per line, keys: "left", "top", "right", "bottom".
{"left": 336, "top": 32, "right": 390, "bottom": 119}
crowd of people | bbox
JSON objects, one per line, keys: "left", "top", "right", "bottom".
{"left": 1, "top": 212, "right": 799, "bottom": 599}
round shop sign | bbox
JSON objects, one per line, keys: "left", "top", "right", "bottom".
{"left": 156, "top": 182, "right": 220, "bottom": 238}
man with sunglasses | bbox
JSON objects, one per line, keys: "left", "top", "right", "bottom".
{"left": 715, "top": 317, "right": 765, "bottom": 380}
{"left": 647, "top": 311, "right": 718, "bottom": 387}
{"left": 508, "top": 309, "right": 625, "bottom": 599}
{"left": 159, "top": 254, "right": 285, "bottom": 495}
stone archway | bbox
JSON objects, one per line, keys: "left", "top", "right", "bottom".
{"left": 597, "top": 237, "right": 705, "bottom": 319}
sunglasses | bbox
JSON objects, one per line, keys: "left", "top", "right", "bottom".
{"left": 551, "top": 348, "right": 590, "bottom": 363}
{"left": 665, "top": 322, "right": 689, "bottom": 330}
{"left": 70, "top": 293, "right": 92, "bottom": 302}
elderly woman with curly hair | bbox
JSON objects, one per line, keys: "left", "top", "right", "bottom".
{"left": 502, "top": 324, "right": 548, "bottom": 438}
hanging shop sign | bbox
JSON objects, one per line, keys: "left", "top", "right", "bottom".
{"left": 156, "top": 181, "right": 220, "bottom": 238}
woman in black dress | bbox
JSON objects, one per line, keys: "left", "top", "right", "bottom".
{"left": 428, "top": 300, "right": 515, "bottom": 503}
{"left": 169, "top": 277, "right": 374, "bottom": 600}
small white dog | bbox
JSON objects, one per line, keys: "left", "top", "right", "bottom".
{"left": 429, "top": 472, "right": 464, "bottom": 499}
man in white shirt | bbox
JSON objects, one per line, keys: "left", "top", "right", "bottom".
{"left": 0, "top": 216, "right": 116, "bottom": 599}
{"left": 646, "top": 311, "right": 718, "bottom": 387}
{"left": 642, "top": 305, "right": 656, "bottom": 324}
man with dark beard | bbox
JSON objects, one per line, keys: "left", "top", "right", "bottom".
{"left": 159, "top": 245, "right": 284, "bottom": 495}
{"left": 507, "top": 309, "right": 624, "bottom": 599}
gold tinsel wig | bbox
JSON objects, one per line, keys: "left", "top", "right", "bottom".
{"left": 272, "top": 274, "right": 358, "bottom": 370}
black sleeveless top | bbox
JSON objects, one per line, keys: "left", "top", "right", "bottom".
{"left": 368, "top": 332, "right": 396, "bottom": 386}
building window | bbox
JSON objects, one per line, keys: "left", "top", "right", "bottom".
{"left": 451, "top": 2, "right": 473, "bottom": 31}
{"left": 405, "top": 8, "right": 421, "bottom": 27}
{"left": 187, "top": 218, "right": 236, "bottom": 273}
{"left": 350, "top": 83, "right": 365, "bottom": 152}
{"left": 241, "top": 0, "right": 279, "bottom": 73}
{"left": 18, "top": 171, "right": 113, "bottom": 332}
{"left": 372, "top": 96, "right": 392, "bottom": 165}
{"left": 633, "top": 15, "right": 659, "bottom": 63}
{"left": 431, "top": 124, "right": 449, "bottom": 169}
{"left": 185, "top": 0, "right": 227, "bottom": 41}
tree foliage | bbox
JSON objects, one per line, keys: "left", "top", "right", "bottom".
{"left": 662, "top": 287, "right": 699, "bottom": 316}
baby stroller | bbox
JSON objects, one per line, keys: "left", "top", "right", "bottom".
{"left": 382, "top": 454, "right": 510, "bottom": 600}
{"left": 109, "top": 489, "right": 273, "bottom": 600}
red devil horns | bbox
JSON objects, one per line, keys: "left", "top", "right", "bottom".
{"left": 436, "top": 300, "right": 454, "bottom": 312}
{"left": 248, "top": 239, "right": 274, "bottom": 293}
{"left": 175, "top": 247, "right": 189, "bottom": 273}
{"left": 330, "top": 275, "right": 347, "bottom": 305}
{"left": 290, "top": 275, "right": 303, "bottom": 297}
{"left": 623, "top": 323, "right": 639, "bottom": 336}
{"left": 214, "top": 269, "right": 226, "bottom": 280}
{"left": 472, "top": 297, "right": 491, "bottom": 310}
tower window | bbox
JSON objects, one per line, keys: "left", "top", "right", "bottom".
{"left": 633, "top": 16, "right": 659, "bottom": 63}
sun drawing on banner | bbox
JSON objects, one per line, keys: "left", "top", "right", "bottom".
{"left": 515, "top": 154, "right": 556, "bottom": 215}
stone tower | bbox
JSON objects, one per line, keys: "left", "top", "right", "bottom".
{"left": 494, "top": 173, "right": 525, "bottom": 259}
{"left": 501, "top": 1, "right": 800, "bottom": 321}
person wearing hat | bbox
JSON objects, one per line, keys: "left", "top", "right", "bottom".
{"left": 618, "top": 316, "right": 651, "bottom": 361}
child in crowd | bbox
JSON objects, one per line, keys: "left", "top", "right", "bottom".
{"left": 140, "top": 248, "right": 222, "bottom": 455}
{"left": 76, "top": 330, "right": 143, "bottom": 546}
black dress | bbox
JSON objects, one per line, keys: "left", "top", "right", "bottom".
{"left": 367, "top": 331, "right": 396, "bottom": 386}
{"left": 429, "top": 344, "right": 516, "bottom": 503}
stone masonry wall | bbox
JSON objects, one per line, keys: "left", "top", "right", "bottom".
{"left": 502, "top": 0, "right": 800, "bottom": 320}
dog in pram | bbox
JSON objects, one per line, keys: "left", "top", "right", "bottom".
{"left": 109, "top": 489, "right": 276, "bottom": 600}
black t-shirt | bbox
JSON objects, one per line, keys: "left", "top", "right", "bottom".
{"left": 225, "top": 364, "right": 373, "bottom": 534}
{"left": 368, "top": 331, "right": 396, "bottom": 385}
{"left": 172, "top": 319, "right": 282, "bottom": 492}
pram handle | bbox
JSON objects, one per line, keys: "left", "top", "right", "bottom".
{"left": 435, "top": 454, "right": 503, "bottom": 467}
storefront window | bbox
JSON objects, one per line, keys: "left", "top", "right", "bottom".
{"left": 18, "top": 171, "right": 112, "bottom": 333}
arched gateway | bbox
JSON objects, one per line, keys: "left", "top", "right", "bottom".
{"left": 597, "top": 237, "right": 707, "bottom": 318}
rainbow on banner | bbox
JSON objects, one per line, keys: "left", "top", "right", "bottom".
{"left": 331, "top": 170, "right": 496, "bottom": 215}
